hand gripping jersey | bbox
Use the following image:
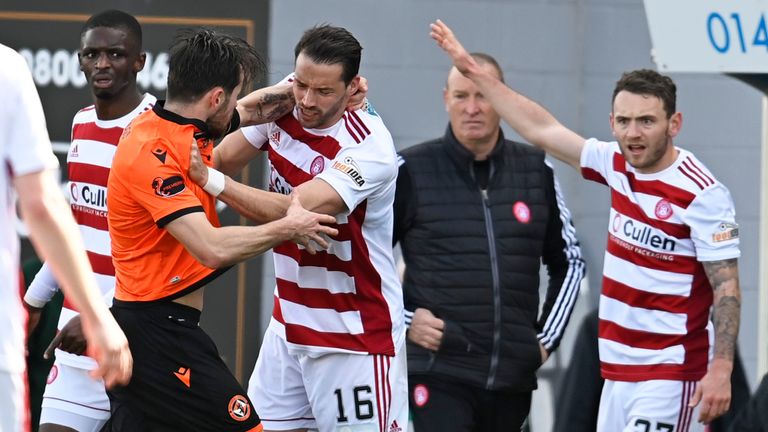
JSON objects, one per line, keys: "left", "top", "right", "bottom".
{"left": 580, "top": 139, "right": 740, "bottom": 382}
{"left": 241, "top": 106, "right": 404, "bottom": 356}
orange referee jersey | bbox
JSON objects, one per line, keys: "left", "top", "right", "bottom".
{"left": 108, "top": 102, "right": 226, "bottom": 302}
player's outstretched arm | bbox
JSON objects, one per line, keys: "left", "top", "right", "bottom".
{"left": 190, "top": 137, "right": 289, "bottom": 223}
{"left": 165, "top": 191, "right": 338, "bottom": 268}
{"left": 192, "top": 139, "right": 349, "bottom": 223}
{"left": 690, "top": 258, "right": 740, "bottom": 424}
{"left": 430, "top": 19, "right": 585, "bottom": 170}
{"left": 14, "top": 169, "right": 132, "bottom": 388}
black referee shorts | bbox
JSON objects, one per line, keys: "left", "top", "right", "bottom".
{"left": 103, "top": 301, "right": 261, "bottom": 432}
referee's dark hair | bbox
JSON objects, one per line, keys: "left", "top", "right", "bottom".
{"left": 167, "top": 28, "right": 265, "bottom": 103}
{"left": 81, "top": 10, "right": 142, "bottom": 49}
{"left": 294, "top": 25, "right": 362, "bottom": 85}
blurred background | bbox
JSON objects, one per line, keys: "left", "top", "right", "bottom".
{"left": 2, "top": 1, "right": 764, "bottom": 430}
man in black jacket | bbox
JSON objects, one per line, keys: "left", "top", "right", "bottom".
{"left": 393, "top": 53, "right": 585, "bottom": 431}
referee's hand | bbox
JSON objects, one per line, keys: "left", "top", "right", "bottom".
{"left": 407, "top": 308, "right": 445, "bottom": 352}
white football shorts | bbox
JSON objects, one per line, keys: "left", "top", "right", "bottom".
{"left": 597, "top": 379, "right": 704, "bottom": 432}
{"left": 248, "top": 328, "right": 408, "bottom": 432}
{"left": 40, "top": 360, "right": 110, "bottom": 429}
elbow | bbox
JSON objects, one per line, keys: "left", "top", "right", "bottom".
{"left": 192, "top": 246, "right": 232, "bottom": 269}
{"left": 197, "top": 250, "right": 231, "bottom": 269}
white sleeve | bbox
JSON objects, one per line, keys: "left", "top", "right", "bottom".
{"left": 277, "top": 73, "right": 295, "bottom": 85}
{"left": 681, "top": 183, "right": 741, "bottom": 262}
{"left": 240, "top": 123, "right": 270, "bottom": 151}
{"left": 579, "top": 138, "right": 615, "bottom": 185}
{"left": 239, "top": 73, "right": 296, "bottom": 150}
{"left": 23, "top": 262, "right": 60, "bottom": 308}
{"left": 315, "top": 135, "right": 397, "bottom": 215}
{"left": 2, "top": 48, "right": 58, "bottom": 177}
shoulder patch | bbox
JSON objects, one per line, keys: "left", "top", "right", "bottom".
{"left": 152, "top": 175, "right": 185, "bottom": 197}
{"left": 363, "top": 99, "right": 379, "bottom": 117}
{"left": 332, "top": 156, "right": 365, "bottom": 186}
{"left": 712, "top": 222, "right": 739, "bottom": 243}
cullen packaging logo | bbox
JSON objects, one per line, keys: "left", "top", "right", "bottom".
{"left": 70, "top": 182, "right": 107, "bottom": 208}
{"left": 612, "top": 213, "right": 677, "bottom": 251}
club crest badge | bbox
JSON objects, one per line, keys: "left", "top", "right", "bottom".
{"left": 513, "top": 201, "right": 531, "bottom": 224}
{"left": 655, "top": 199, "right": 673, "bottom": 220}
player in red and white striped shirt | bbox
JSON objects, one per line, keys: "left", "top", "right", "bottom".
{"left": 24, "top": 11, "right": 154, "bottom": 432}
{"left": 189, "top": 25, "right": 407, "bottom": 432}
{"left": 431, "top": 20, "right": 740, "bottom": 432}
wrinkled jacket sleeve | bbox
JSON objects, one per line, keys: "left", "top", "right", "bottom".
{"left": 536, "top": 162, "right": 586, "bottom": 353}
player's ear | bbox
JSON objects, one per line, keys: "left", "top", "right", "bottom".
{"left": 134, "top": 52, "right": 147, "bottom": 74}
{"left": 668, "top": 112, "right": 682, "bottom": 138}
{"left": 347, "top": 76, "right": 360, "bottom": 95}
{"left": 609, "top": 112, "right": 617, "bottom": 137}
{"left": 209, "top": 87, "right": 225, "bottom": 110}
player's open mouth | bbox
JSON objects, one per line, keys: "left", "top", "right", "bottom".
{"left": 93, "top": 77, "right": 113, "bottom": 88}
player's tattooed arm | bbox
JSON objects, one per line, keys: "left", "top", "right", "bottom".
{"left": 237, "top": 82, "right": 295, "bottom": 126}
{"left": 703, "top": 258, "right": 740, "bottom": 361}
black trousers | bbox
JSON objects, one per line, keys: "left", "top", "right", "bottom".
{"left": 409, "top": 373, "right": 532, "bottom": 432}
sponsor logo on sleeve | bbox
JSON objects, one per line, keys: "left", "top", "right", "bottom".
{"left": 363, "top": 99, "right": 379, "bottom": 117}
{"left": 152, "top": 175, "right": 185, "bottom": 197}
{"left": 713, "top": 222, "right": 739, "bottom": 243}
{"left": 332, "top": 156, "right": 365, "bottom": 186}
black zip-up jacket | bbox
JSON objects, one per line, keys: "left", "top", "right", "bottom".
{"left": 393, "top": 126, "right": 585, "bottom": 391}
